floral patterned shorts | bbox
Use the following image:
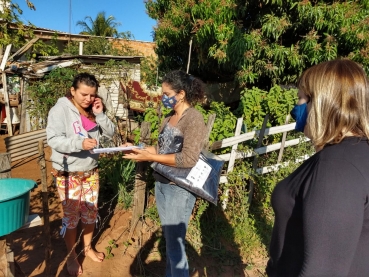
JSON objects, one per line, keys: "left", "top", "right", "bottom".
{"left": 54, "top": 169, "right": 99, "bottom": 231}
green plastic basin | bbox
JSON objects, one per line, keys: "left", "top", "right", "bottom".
{"left": 0, "top": 178, "right": 37, "bottom": 236}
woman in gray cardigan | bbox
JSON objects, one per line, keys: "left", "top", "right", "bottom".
{"left": 124, "top": 70, "right": 206, "bottom": 277}
{"left": 46, "top": 73, "right": 115, "bottom": 276}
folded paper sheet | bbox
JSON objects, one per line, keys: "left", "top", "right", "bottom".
{"left": 91, "top": 146, "right": 141, "bottom": 154}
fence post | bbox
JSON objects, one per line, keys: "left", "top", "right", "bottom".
{"left": 0, "top": 152, "right": 14, "bottom": 277}
{"left": 0, "top": 153, "right": 11, "bottom": 179}
{"left": 203, "top": 114, "right": 216, "bottom": 150}
{"left": 38, "top": 140, "right": 51, "bottom": 275}
{"left": 248, "top": 114, "right": 269, "bottom": 206}
{"left": 130, "top": 122, "right": 151, "bottom": 233}
{"left": 221, "top": 117, "right": 243, "bottom": 210}
{"left": 277, "top": 115, "right": 290, "bottom": 163}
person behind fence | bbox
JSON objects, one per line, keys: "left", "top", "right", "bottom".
{"left": 266, "top": 59, "right": 369, "bottom": 276}
{"left": 123, "top": 70, "right": 206, "bottom": 276}
{"left": 46, "top": 72, "right": 116, "bottom": 276}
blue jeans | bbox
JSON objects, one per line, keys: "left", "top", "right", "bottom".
{"left": 155, "top": 181, "right": 197, "bottom": 277}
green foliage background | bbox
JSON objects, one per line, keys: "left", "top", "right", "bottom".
{"left": 146, "top": 0, "right": 369, "bottom": 89}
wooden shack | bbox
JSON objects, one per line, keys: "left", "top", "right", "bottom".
{"left": 0, "top": 42, "right": 161, "bottom": 136}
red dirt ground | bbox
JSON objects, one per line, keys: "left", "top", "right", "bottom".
{"left": 1, "top": 134, "right": 265, "bottom": 277}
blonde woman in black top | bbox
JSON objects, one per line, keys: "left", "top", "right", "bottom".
{"left": 267, "top": 59, "right": 369, "bottom": 276}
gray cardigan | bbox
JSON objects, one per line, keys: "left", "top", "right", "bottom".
{"left": 158, "top": 107, "right": 206, "bottom": 167}
{"left": 153, "top": 107, "right": 206, "bottom": 183}
{"left": 46, "top": 97, "right": 115, "bottom": 172}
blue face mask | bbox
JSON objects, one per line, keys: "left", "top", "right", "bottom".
{"left": 290, "top": 103, "right": 308, "bottom": 132}
{"left": 162, "top": 94, "right": 178, "bottom": 109}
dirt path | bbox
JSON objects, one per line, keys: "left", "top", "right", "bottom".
{"left": 1, "top": 134, "right": 262, "bottom": 277}
{"left": 1, "top": 134, "right": 165, "bottom": 277}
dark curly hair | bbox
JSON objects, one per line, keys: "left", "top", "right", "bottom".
{"left": 161, "top": 70, "right": 205, "bottom": 105}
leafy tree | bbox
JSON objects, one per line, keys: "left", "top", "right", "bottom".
{"left": 0, "top": 0, "right": 35, "bottom": 48}
{"left": 76, "top": 11, "right": 122, "bottom": 38}
{"left": 0, "top": 0, "right": 58, "bottom": 57}
{"left": 140, "top": 55, "right": 159, "bottom": 87}
{"left": 146, "top": 0, "right": 369, "bottom": 89}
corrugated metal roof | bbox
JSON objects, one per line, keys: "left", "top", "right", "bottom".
{"left": 28, "top": 60, "right": 80, "bottom": 74}
{"left": 40, "top": 55, "right": 143, "bottom": 65}
{"left": 5, "top": 55, "right": 143, "bottom": 79}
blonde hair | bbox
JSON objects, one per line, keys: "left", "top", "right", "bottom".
{"left": 298, "top": 59, "right": 369, "bottom": 149}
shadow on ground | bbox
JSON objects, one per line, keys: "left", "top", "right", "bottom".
{"left": 129, "top": 202, "right": 247, "bottom": 277}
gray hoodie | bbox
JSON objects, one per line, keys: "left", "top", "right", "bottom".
{"left": 46, "top": 97, "right": 115, "bottom": 172}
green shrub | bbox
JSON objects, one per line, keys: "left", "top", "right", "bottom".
{"left": 234, "top": 85, "right": 297, "bottom": 130}
{"left": 98, "top": 153, "right": 136, "bottom": 209}
{"left": 27, "top": 67, "right": 78, "bottom": 128}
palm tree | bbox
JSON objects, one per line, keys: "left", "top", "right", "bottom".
{"left": 76, "top": 11, "right": 121, "bottom": 37}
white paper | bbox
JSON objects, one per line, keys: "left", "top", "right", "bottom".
{"left": 91, "top": 146, "right": 140, "bottom": 154}
{"left": 186, "top": 159, "right": 212, "bottom": 188}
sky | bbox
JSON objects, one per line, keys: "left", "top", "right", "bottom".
{"left": 12, "top": 0, "right": 157, "bottom": 42}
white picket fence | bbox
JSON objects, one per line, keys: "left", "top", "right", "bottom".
{"left": 210, "top": 117, "right": 312, "bottom": 209}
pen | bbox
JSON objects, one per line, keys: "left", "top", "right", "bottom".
{"left": 78, "top": 132, "right": 87, "bottom": 138}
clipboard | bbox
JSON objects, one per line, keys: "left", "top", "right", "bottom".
{"left": 91, "top": 146, "right": 141, "bottom": 154}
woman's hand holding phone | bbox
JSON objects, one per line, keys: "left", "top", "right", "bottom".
{"left": 92, "top": 97, "right": 103, "bottom": 114}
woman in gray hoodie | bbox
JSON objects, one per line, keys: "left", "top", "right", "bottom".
{"left": 46, "top": 73, "right": 115, "bottom": 276}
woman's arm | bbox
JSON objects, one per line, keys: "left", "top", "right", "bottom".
{"left": 95, "top": 112, "right": 115, "bottom": 138}
{"left": 123, "top": 147, "right": 176, "bottom": 166}
{"left": 46, "top": 105, "right": 85, "bottom": 153}
{"left": 93, "top": 97, "right": 115, "bottom": 138}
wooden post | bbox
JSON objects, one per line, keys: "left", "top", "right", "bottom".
{"left": 19, "top": 78, "right": 27, "bottom": 134}
{"left": 0, "top": 153, "right": 11, "bottom": 275}
{"left": 79, "top": 42, "right": 83, "bottom": 55}
{"left": 38, "top": 140, "right": 51, "bottom": 275}
{"left": 0, "top": 45, "right": 11, "bottom": 71}
{"left": 1, "top": 45, "right": 13, "bottom": 136}
{"left": 0, "top": 153, "right": 11, "bottom": 179}
{"left": 130, "top": 122, "right": 151, "bottom": 234}
{"left": 222, "top": 117, "right": 243, "bottom": 210}
{"left": 248, "top": 114, "right": 269, "bottom": 206}
{"left": 1, "top": 73, "right": 12, "bottom": 137}
{"left": 186, "top": 38, "right": 193, "bottom": 74}
{"left": 0, "top": 239, "right": 7, "bottom": 276}
{"left": 5, "top": 241, "right": 14, "bottom": 277}
{"left": 202, "top": 114, "right": 216, "bottom": 150}
{"left": 0, "top": 152, "right": 14, "bottom": 277}
{"left": 0, "top": 237, "right": 15, "bottom": 277}
{"left": 277, "top": 115, "right": 291, "bottom": 163}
